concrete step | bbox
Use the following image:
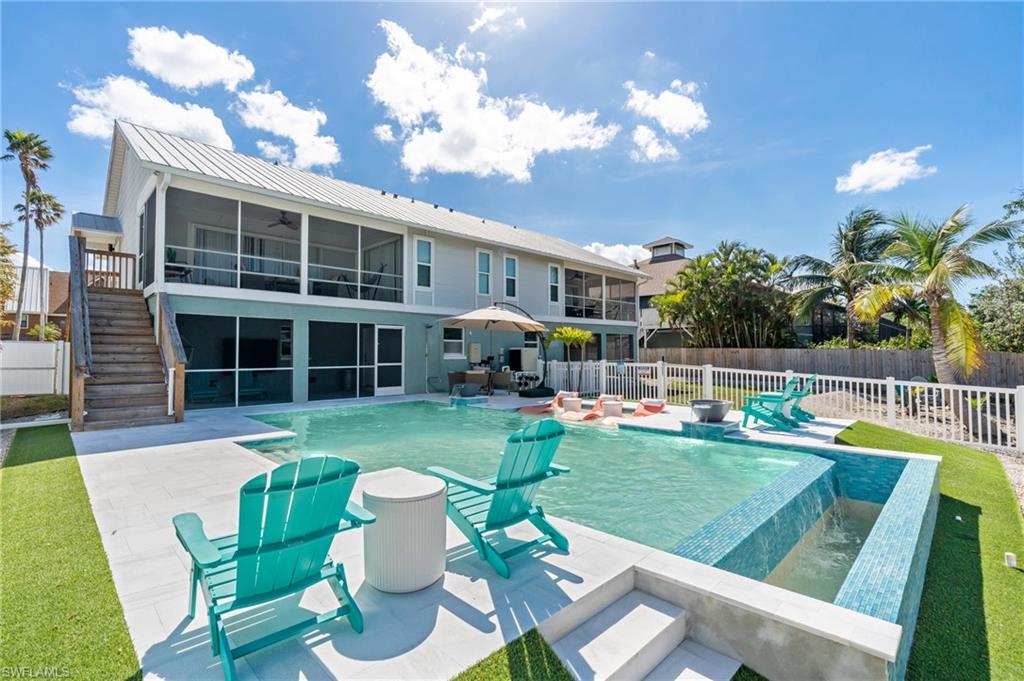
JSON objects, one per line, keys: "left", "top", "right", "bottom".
{"left": 87, "top": 373, "right": 165, "bottom": 385}
{"left": 87, "top": 382, "right": 167, "bottom": 398}
{"left": 551, "top": 590, "right": 688, "bottom": 681}
{"left": 83, "top": 414, "right": 176, "bottom": 431}
{"left": 642, "top": 641, "right": 741, "bottom": 681}
{"left": 87, "top": 392, "right": 166, "bottom": 409}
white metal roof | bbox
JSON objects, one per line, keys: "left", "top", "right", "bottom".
{"left": 106, "top": 121, "right": 643, "bottom": 278}
{"left": 72, "top": 212, "right": 122, "bottom": 234}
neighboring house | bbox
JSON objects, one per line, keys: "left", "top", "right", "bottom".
{"left": 1, "top": 254, "right": 69, "bottom": 339}
{"left": 79, "top": 121, "right": 643, "bottom": 410}
{"left": 634, "top": 236, "right": 692, "bottom": 348}
{"left": 792, "top": 302, "right": 906, "bottom": 345}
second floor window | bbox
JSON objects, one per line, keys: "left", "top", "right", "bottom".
{"left": 477, "top": 250, "right": 491, "bottom": 295}
{"left": 416, "top": 238, "right": 432, "bottom": 289}
{"left": 504, "top": 255, "right": 517, "bottom": 299}
{"left": 549, "top": 265, "right": 559, "bottom": 303}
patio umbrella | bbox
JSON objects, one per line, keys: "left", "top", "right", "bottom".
{"left": 438, "top": 305, "right": 553, "bottom": 395}
{"left": 438, "top": 306, "right": 548, "bottom": 333}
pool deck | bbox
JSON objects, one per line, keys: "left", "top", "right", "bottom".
{"left": 72, "top": 394, "right": 903, "bottom": 681}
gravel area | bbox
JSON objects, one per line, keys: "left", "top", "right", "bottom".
{"left": 992, "top": 449, "right": 1024, "bottom": 515}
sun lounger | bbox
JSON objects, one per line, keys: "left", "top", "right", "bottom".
{"left": 519, "top": 390, "right": 577, "bottom": 414}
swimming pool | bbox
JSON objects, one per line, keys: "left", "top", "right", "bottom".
{"left": 245, "top": 401, "right": 808, "bottom": 550}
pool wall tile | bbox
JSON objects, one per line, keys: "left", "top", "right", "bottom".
{"left": 834, "top": 458, "right": 940, "bottom": 681}
{"left": 672, "top": 455, "right": 838, "bottom": 580}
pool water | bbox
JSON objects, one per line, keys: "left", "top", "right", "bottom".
{"left": 245, "top": 401, "right": 807, "bottom": 550}
{"left": 765, "top": 498, "right": 883, "bottom": 602}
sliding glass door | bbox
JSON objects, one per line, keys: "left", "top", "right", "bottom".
{"left": 308, "top": 322, "right": 404, "bottom": 401}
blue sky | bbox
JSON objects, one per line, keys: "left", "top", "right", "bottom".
{"left": 2, "top": 2, "right": 1021, "bottom": 283}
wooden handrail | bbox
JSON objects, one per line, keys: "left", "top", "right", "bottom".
{"left": 157, "top": 293, "right": 187, "bottom": 421}
{"left": 84, "top": 248, "right": 138, "bottom": 291}
{"left": 68, "top": 235, "right": 93, "bottom": 431}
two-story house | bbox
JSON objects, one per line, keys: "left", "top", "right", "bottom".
{"left": 73, "top": 121, "right": 643, "bottom": 413}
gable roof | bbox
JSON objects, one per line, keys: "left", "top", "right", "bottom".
{"left": 105, "top": 121, "right": 643, "bottom": 278}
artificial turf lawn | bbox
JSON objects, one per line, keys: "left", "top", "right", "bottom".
{"left": 0, "top": 425, "right": 140, "bottom": 680}
{"left": 454, "top": 421, "right": 1024, "bottom": 681}
{"left": 835, "top": 421, "right": 1024, "bottom": 681}
{"left": 451, "top": 629, "right": 574, "bottom": 681}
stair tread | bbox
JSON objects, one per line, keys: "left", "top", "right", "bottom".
{"left": 552, "top": 591, "right": 685, "bottom": 681}
{"left": 87, "top": 404, "right": 168, "bottom": 418}
{"left": 83, "top": 415, "right": 175, "bottom": 431}
{"left": 642, "top": 642, "right": 741, "bottom": 681}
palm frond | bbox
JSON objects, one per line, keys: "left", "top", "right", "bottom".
{"left": 791, "top": 285, "right": 836, "bottom": 317}
{"left": 938, "top": 297, "right": 985, "bottom": 379}
{"left": 853, "top": 283, "right": 915, "bottom": 320}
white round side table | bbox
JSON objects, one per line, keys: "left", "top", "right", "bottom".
{"left": 362, "top": 470, "right": 447, "bottom": 593}
{"left": 602, "top": 400, "right": 624, "bottom": 418}
{"left": 562, "top": 397, "right": 583, "bottom": 413}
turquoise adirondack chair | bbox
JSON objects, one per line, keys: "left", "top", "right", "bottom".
{"left": 427, "top": 419, "right": 570, "bottom": 578}
{"left": 172, "top": 456, "right": 375, "bottom": 681}
{"left": 741, "top": 377, "right": 800, "bottom": 431}
{"left": 758, "top": 374, "right": 818, "bottom": 425}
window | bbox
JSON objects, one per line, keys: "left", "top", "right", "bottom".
{"left": 605, "top": 277, "right": 637, "bottom": 322}
{"left": 179, "top": 314, "right": 292, "bottom": 409}
{"left": 524, "top": 332, "right": 540, "bottom": 348}
{"left": 415, "top": 238, "right": 432, "bottom": 289}
{"left": 19, "top": 316, "right": 29, "bottom": 329}
{"left": 477, "top": 250, "right": 491, "bottom": 295}
{"left": 504, "top": 255, "right": 517, "bottom": 299}
{"left": 443, "top": 327, "right": 465, "bottom": 358}
{"left": 565, "top": 269, "right": 603, "bottom": 318}
{"left": 548, "top": 265, "right": 560, "bottom": 303}
{"left": 606, "top": 334, "right": 633, "bottom": 361}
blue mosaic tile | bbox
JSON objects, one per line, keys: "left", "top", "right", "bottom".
{"left": 672, "top": 455, "right": 838, "bottom": 580}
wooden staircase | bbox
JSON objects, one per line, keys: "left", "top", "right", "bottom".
{"left": 84, "top": 289, "right": 174, "bottom": 430}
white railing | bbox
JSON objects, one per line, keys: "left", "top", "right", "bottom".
{"left": 544, "top": 360, "right": 1024, "bottom": 452}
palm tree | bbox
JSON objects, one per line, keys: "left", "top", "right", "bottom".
{"left": 15, "top": 190, "right": 64, "bottom": 338}
{"left": 789, "top": 208, "right": 891, "bottom": 348}
{"left": 854, "top": 205, "right": 1020, "bottom": 382}
{"left": 2, "top": 130, "right": 53, "bottom": 340}
{"left": 550, "top": 326, "right": 593, "bottom": 393}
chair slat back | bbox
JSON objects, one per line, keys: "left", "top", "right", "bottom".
{"left": 235, "top": 456, "right": 359, "bottom": 601}
{"left": 780, "top": 377, "right": 799, "bottom": 400}
{"left": 797, "top": 374, "right": 817, "bottom": 396}
{"left": 486, "top": 419, "right": 565, "bottom": 526}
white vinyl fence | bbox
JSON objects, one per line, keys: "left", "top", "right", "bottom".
{"left": 545, "top": 360, "right": 1024, "bottom": 452}
{"left": 0, "top": 341, "right": 70, "bottom": 396}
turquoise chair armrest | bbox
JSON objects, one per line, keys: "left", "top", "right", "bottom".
{"left": 344, "top": 500, "right": 376, "bottom": 526}
{"left": 549, "top": 463, "right": 571, "bottom": 475}
{"left": 427, "top": 466, "right": 497, "bottom": 494}
{"left": 172, "top": 513, "right": 225, "bottom": 568}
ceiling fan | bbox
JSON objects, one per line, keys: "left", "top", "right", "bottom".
{"left": 267, "top": 211, "right": 297, "bottom": 231}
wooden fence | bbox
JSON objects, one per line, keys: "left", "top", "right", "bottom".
{"left": 639, "top": 347, "right": 1024, "bottom": 389}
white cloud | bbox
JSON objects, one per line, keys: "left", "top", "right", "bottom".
{"left": 629, "top": 125, "right": 679, "bottom": 163}
{"left": 128, "top": 26, "right": 254, "bottom": 92}
{"left": 234, "top": 86, "right": 340, "bottom": 170}
{"left": 367, "top": 21, "right": 618, "bottom": 182}
{"left": 624, "top": 79, "right": 709, "bottom": 138}
{"left": 468, "top": 5, "right": 526, "bottom": 34}
{"left": 584, "top": 242, "right": 651, "bottom": 267}
{"left": 67, "top": 75, "right": 232, "bottom": 147}
{"left": 454, "top": 42, "right": 488, "bottom": 65}
{"left": 644, "top": 50, "right": 656, "bottom": 59}
{"left": 373, "top": 124, "right": 396, "bottom": 143}
{"left": 256, "top": 140, "right": 291, "bottom": 164}
{"left": 835, "top": 145, "right": 937, "bottom": 194}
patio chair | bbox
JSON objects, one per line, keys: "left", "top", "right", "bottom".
{"left": 427, "top": 419, "right": 570, "bottom": 578}
{"left": 491, "top": 371, "right": 513, "bottom": 395}
{"left": 759, "top": 374, "right": 818, "bottom": 424}
{"left": 741, "top": 378, "right": 800, "bottom": 431}
{"left": 172, "top": 456, "right": 375, "bottom": 681}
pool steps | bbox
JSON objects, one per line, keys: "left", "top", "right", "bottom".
{"left": 540, "top": 567, "right": 739, "bottom": 681}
